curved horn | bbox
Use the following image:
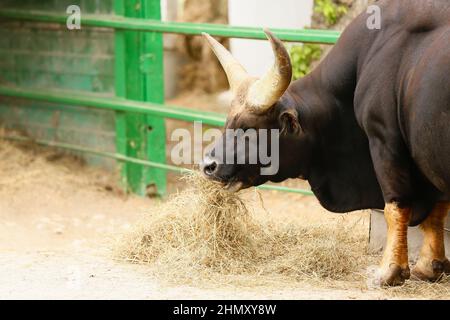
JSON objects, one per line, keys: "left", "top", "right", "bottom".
{"left": 202, "top": 32, "right": 250, "bottom": 94}
{"left": 246, "top": 30, "right": 292, "bottom": 110}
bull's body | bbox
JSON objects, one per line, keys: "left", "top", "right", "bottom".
{"left": 203, "top": 0, "right": 450, "bottom": 285}
{"left": 285, "top": 0, "right": 449, "bottom": 225}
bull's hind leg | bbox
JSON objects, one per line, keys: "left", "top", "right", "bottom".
{"left": 411, "top": 202, "right": 450, "bottom": 281}
{"left": 378, "top": 203, "right": 411, "bottom": 286}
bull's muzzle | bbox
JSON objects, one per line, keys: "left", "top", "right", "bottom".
{"left": 200, "top": 156, "right": 219, "bottom": 177}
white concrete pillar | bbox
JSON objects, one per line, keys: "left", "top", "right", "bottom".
{"left": 162, "top": 0, "right": 179, "bottom": 98}
{"left": 228, "top": 0, "right": 314, "bottom": 77}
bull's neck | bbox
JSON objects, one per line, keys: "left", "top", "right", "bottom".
{"left": 284, "top": 51, "right": 369, "bottom": 212}
{"left": 286, "top": 80, "right": 350, "bottom": 135}
{"left": 286, "top": 51, "right": 357, "bottom": 133}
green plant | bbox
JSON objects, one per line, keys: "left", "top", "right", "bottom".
{"left": 289, "top": 44, "right": 323, "bottom": 80}
{"left": 314, "top": 0, "right": 348, "bottom": 26}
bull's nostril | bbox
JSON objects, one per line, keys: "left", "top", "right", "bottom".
{"left": 203, "top": 160, "right": 218, "bottom": 176}
{"left": 205, "top": 162, "right": 217, "bottom": 175}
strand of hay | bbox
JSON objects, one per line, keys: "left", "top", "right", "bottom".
{"left": 384, "top": 275, "right": 450, "bottom": 299}
{"left": 116, "top": 172, "right": 369, "bottom": 286}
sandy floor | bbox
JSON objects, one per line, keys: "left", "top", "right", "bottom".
{"left": 1, "top": 251, "right": 392, "bottom": 300}
{"left": 0, "top": 135, "right": 449, "bottom": 299}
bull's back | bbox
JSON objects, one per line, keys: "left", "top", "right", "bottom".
{"left": 353, "top": 0, "right": 450, "bottom": 196}
{"left": 403, "top": 27, "right": 450, "bottom": 195}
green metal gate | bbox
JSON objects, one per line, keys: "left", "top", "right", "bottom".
{"left": 0, "top": 0, "right": 340, "bottom": 197}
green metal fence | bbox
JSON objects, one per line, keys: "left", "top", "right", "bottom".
{"left": 0, "top": 1, "right": 339, "bottom": 197}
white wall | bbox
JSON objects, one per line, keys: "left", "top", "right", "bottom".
{"left": 228, "top": 0, "right": 314, "bottom": 77}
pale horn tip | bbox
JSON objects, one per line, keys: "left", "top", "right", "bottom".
{"left": 201, "top": 32, "right": 213, "bottom": 41}
{"left": 263, "top": 28, "right": 275, "bottom": 40}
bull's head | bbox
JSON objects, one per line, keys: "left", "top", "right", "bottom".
{"left": 201, "top": 30, "right": 312, "bottom": 191}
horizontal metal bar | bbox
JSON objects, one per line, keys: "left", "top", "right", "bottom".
{"left": 0, "top": 9, "right": 340, "bottom": 44}
{"left": 1, "top": 134, "right": 189, "bottom": 174}
{"left": 257, "top": 184, "right": 314, "bottom": 196}
{"left": 0, "top": 134, "right": 314, "bottom": 196}
{"left": 0, "top": 85, "right": 226, "bottom": 126}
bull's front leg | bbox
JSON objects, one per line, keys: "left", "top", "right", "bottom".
{"left": 379, "top": 203, "right": 411, "bottom": 286}
{"left": 411, "top": 202, "right": 450, "bottom": 281}
{"left": 366, "top": 131, "right": 415, "bottom": 286}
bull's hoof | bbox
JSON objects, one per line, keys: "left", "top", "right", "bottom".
{"left": 379, "top": 264, "right": 410, "bottom": 287}
{"left": 412, "top": 258, "right": 450, "bottom": 282}
{"left": 443, "top": 259, "right": 450, "bottom": 274}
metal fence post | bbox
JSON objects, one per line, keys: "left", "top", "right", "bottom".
{"left": 114, "top": 0, "right": 167, "bottom": 196}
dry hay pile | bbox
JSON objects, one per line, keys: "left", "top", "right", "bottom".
{"left": 0, "top": 133, "right": 117, "bottom": 197}
{"left": 117, "top": 174, "right": 450, "bottom": 296}
{"left": 117, "top": 172, "right": 369, "bottom": 287}
{"left": 0, "top": 137, "right": 83, "bottom": 193}
{"left": 383, "top": 276, "right": 450, "bottom": 299}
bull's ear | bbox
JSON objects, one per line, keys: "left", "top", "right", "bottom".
{"left": 279, "top": 108, "right": 302, "bottom": 135}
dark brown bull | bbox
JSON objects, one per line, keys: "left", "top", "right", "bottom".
{"left": 201, "top": 0, "right": 450, "bottom": 286}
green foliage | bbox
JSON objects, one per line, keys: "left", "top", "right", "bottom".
{"left": 314, "top": 0, "right": 348, "bottom": 26}
{"left": 289, "top": 44, "right": 323, "bottom": 80}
